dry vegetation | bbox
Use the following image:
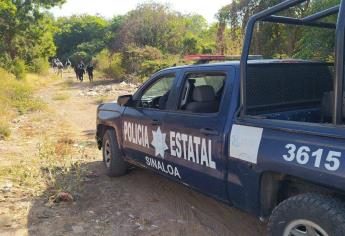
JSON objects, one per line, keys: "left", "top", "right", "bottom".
{"left": 0, "top": 69, "right": 51, "bottom": 139}
{"left": 0, "top": 72, "right": 97, "bottom": 234}
{"left": 0, "top": 71, "right": 90, "bottom": 199}
{"left": 52, "top": 92, "right": 70, "bottom": 101}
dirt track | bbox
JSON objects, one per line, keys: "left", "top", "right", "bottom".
{"left": 0, "top": 74, "right": 266, "bottom": 236}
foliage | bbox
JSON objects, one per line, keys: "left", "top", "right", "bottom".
{"left": 294, "top": 0, "right": 340, "bottom": 60}
{"left": 52, "top": 3, "right": 218, "bottom": 81}
{"left": 1, "top": 0, "right": 341, "bottom": 84}
{"left": 0, "top": 71, "right": 45, "bottom": 115}
{"left": 54, "top": 15, "right": 109, "bottom": 63}
{"left": 0, "top": 1, "right": 63, "bottom": 76}
{"left": 122, "top": 45, "right": 163, "bottom": 74}
{"left": 94, "top": 50, "right": 124, "bottom": 80}
{"left": 0, "top": 68, "right": 47, "bottom": 139}
{"left": 31, "top": 58, "right": 50, "bottom": 75}
{"left": 217, "top": 0, "right": 339, "bottom": 59}
{"left": 111, "top": 3, "right": 213, "bottom": 55}
{"left": 0, "top": 68, "right": 14, "bottom": 139}
{"left": 70, "top": 51, "right": 89, "bottom": 65}
{"left": 12, "top": 58, "right": 26, "bottom": 80}
{"left": 139, "top": 54, "right": 181, "bottom": 78}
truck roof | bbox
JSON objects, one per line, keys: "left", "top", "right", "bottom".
{"left": 160, "top": 59, "right": 330, "bottom": 72}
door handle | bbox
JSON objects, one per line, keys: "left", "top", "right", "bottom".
{"left": 150, "top": 119, "right": 161, "bottom": 126}
{"left": 200, "top": 128, "right": 219, "bottom": 136}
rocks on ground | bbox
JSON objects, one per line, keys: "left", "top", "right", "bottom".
{"left": 79, "top": 82, "right": 138, "bottom": 97}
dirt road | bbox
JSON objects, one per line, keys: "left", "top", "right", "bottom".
{"left": 0, "top": 74, "right": 266, "bottom": 236}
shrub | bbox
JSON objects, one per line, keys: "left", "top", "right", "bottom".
{"left": 12, "top": 58, "right": 26, "bottom": 80}
{"left": 139, "top": 54, "right": 181, "bottom": 78}
{"left": 0, "top": 67, "right": 45, "bottom": 115}
{"left": 31, "top": 58, "right": 50, "bottom": 75}
{"left": 0, "top": 120, "right": 10, "bottom": 140}
{"left": 7, "top": 80, "right": 45, "bottom": 114}
{"left": 94, "top": 49, "right": 124, "bottom": 80}
{"left": 122, "top": 45, "right": 163, "bottom": 74}
{"left": 70, "top": 51, "right": 89, "bottom": 65}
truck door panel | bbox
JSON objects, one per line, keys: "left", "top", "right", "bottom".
{"left": 159, "top": 67, "right": 235, "bottom": 201}
{"left": 121, "top": 72, "right": 178, "bottom": 165}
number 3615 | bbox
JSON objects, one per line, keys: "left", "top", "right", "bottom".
{"left": 283, "top": 144, "right": 341, "bottom": 171}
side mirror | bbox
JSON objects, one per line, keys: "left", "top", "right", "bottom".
{"left": 117, "top": 95, "right": 132, "bottom": 106}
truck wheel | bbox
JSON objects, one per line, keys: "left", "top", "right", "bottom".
{"left": 102, "top": 129, "right": 127, "bottom": 177}
{"left": 268, "top": 194, "right": 345, "bottom": 236}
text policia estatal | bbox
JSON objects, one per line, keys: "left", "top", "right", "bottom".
{"left": 123, "top": 121, "right": 216, "bottom": 170}
{"left": 123, "top": 122, "right": 149, "bottom": 148}
{"left": 169, "top": 131, "right": 216, "bottom": 169}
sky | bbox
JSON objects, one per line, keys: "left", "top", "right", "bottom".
{"left": 50, "top": 0, "right": 231, "bottom": 23}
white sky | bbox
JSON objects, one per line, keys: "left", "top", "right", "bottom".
{"left": 50, "top": 0, "right": 232, "bottom": 23}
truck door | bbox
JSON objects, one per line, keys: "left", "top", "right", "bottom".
{"left": 121, "top": 71, "right": 178, "bottom": 166}
{"left": 161, "top": 67, "right": 234, "bottom": 201}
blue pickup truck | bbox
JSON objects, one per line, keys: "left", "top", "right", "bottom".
{"left": 96, "top": 1, "right": 345, "bottom": 235}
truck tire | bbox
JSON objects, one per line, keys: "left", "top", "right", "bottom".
{"left": 102, "top": 129, "right": 127, "bottom": 177}
{"left": 268, "top": 194, "right": 345, "bottom": 236}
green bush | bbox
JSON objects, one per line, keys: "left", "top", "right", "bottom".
{"left": 70, "top": 51, "right": 89, "bottom": 65}
{"left": 139, "top": 54, "right": 181, "bottom": 78}
{"left": 122, "top": 45, "right": 163, "bottom": 74}
{"left": 95, "top": 50, "right": 124, "bottom": 80}
{"left": 31, "top": 58, "right": 50, "bottom": 75}
{"left": 12, "top": 58, "right": 27, "bottom": 80}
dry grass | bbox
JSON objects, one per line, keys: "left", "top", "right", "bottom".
{"left": 0, "top": 120, "right": 11, "bottom": 139}
{"left": 0, "top": 135, "right": 87, "bottom": 198}
{"left": 52, "top": 92, "right": 69, "bottom": 101}
{"left": 0, "top": 69, "right": 51, "bottom": 139}
{"left": 60, "top": 78, "right": 75, "bottom": 89}
{"left": 37, "top": 137, "right": 87, "bottom": 198}
{"left": 94, "top": 96, "right": 108, "bottom": 105}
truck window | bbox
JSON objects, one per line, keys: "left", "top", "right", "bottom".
{"left": 139, "top": 74, "right": 175, "bottom": 110}
{"left": 179, "top": 72, "right": 226, "bottom": 113}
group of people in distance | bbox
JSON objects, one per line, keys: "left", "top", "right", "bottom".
{"left": 74, "top": 60, "right": 94, "bottom": 83}
{"left": 51, "top": 58, "right": 94, "bottom": 83}
{"left": 51, "top": 58, "right": 65, "bottom": 77}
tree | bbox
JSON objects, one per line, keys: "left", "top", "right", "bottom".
{"left": 216, "top": 0, "right": 312, "bottom": 57}
{"left": 54, "top": 15, "right": 109, "bottom": 62}
{"left": 295, "top": 0, "right": 339, "bottom": 60}
{"left": 110, "top": 3, "right": 210, "bottom": 55}
{"left": 0, "top": 0, "right": 65, "bottom": 73}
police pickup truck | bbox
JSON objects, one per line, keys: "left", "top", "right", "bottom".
{"left": 96, "top": 0, "right": 345, "bottom": 235}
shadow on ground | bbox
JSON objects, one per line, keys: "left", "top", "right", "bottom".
{"left": 27, "top": 160, "right": 266, "bottom": 236}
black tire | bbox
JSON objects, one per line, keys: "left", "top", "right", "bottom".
{"left": 268, "top": 193, "right": 345, "bottom": 236}
{"left": 102, "top": 129, "right": 127, "bottom": 177}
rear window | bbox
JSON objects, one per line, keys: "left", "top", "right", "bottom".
{"left": 247, "top": 63, "right": 333, "bottom": 114}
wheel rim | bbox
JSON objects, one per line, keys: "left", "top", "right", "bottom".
{"left": 104, "top": 140, "right": 111, "bottom": 168}
{"left": 284, "top": 219, "right": 329, "bottom": 236}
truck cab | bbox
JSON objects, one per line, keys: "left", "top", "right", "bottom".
{"left": 97, "top": 1, "right": 345, "bottom": 235}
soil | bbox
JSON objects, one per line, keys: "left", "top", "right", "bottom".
{"left": 0, "top": 73, "right": 266, "bottom": 236}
